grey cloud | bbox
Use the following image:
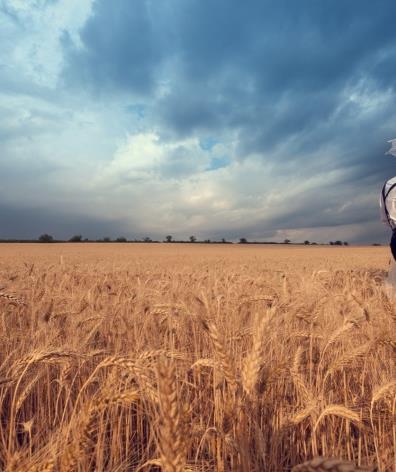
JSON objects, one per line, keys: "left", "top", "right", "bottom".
{"left": 158, "top": 0, "right": 396, "bottom": 162}
{"left": 0, "top": 202, "right": 133, "bottom": 240}
{"left": 2, "top": 0, "right": 396, "bottom": 242}
{"left": 62, "top": 0, "right": 396, "bottom": 158}
{"left": 158, "top": 145, "right": 205, "bottom": 179}
{"left": 62, "top": 0, "right": 166, "bottom": 95}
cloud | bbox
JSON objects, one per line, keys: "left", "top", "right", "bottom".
{"left": 1, "top": 0, "right": 396, "bottom": 243}
{"left": 94, "top": 132, "right": 218, "bottom": 183}
{"left": 0, "top": 0, "right": 93, "bottom": 88}
{"left": 62, "top": 0, "right": 168, "bottom": 95}
{"left": 0, "top": 201, "right": 130, "bottom": 240}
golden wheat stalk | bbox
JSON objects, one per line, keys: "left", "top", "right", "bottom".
{"left": 97, "top": 354, "right": 159, "bottom": 402}
{"left": 242, "top": 312, "right": 271, "bottom": 397}
{"left": 371, "top": 380, "right": 396, "bottom": 406}
{"left": 22, "top": 458, "right": 55, "bottom": 472}
{"left": 13, "top": 350, "right": 80, "bottom": 373}
{"left": 286, "top": 402, "right": 318, "bottom": 427}
{"left": 198, "top": 315, "right": 238, "bottom": 389}
{"left": 156, "top": 357, "right": 186, "bottom": 472}
{"left": 320, "top": 322, "right": 354, "bottom": 361}
{"left": 0, "top": 291, "right": 26, "bottom": 306}
{"left": 323, "top": 342, "right": 371, "bottom": 383}
{"left": 291, "top": 346, "right": 312, "bottom": 404}
{"left": 292, "top": 456, "right": 376, "bottom": 471}
{"left": 313, "top": 405, "right": 363, "bottom": 432}
{"left": 61, "top": 389, "right": 139, "bottom": 470}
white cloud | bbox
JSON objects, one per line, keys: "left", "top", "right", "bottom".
{"left": 0, "top": 0, "right": 394, "bottom": 243}
{"left": 93, "top": 132, "right": 213, "bottom": 185}
{"left": 0, "top": 0, "right": 93, "bottom": 87}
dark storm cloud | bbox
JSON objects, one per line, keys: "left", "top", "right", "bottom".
{"left": 156, "top": 1, "right": 396, "bottom": 133}
{"left": 63, "top": 0, "right": 396, "bottom": 151}
{"left": 0, "top": 202, "right": 132, "bottom": 240}
{"left": 62, "top": 0, "right": 168, "bottom": 95}
{"left": 65, "top": 0, "right": 396, "bottom": 154}
{"left": 3, "top": 0, "right": 396, "bottom": 242}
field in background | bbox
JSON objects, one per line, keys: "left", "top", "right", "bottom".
{"left": 0, "top": 244, "right": 394, "bottom": 471}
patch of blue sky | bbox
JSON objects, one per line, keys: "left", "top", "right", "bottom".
{"left": 199, "top": 137, "right": 218, "bottom": 151}
{"left": 125, "top": 104, "right": 146, "bottom": 119}
{"left": 206, "top": 155, "right": 231, "bottom": 171}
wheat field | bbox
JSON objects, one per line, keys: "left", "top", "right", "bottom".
{"left": 0, "top": 243, "right": 394, "bottom": 471}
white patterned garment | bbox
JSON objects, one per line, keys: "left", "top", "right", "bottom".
{"left": 381, "top": 140, "right": 396, "bottom": 295}
{"left": 380, "top": 176, "right": 396, "bottom": 229}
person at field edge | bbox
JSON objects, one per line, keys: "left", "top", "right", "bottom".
{"left": 380, "top": 139, "right": 396, "bottom": 260}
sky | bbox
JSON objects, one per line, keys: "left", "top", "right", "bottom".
{"left": 1, "top": 0, "right": 396, "bottom": 243}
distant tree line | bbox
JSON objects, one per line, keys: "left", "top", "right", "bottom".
{"left": 0, "top": 234, "right": 365, "bottom": 245}
{"left": 16, "top": 234, "right": 355, "bottom": 245}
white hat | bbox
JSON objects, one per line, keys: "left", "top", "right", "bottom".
{"left": 386, "top": 139, "right": 396, "bottom": 157}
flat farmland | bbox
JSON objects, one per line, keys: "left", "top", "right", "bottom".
{"left": 0, "top": 244, "right": 394, "bottom": 471}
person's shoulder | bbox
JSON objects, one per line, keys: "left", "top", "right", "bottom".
{"left": 385, "top": 177, "right": 396, "bottom": 199}
{"left": 385, "top": 176, "right": 396, "bottom": 186}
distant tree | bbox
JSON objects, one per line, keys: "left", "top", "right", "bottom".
{"left": 103, "top": 237, "right": 111, "bottom": 242}
{"left": 69, "top": 235, "right": 82, "bottom": 242}
{"left": 189, "top": 235, "right": 197, "bottom": 243}
{"left": 38, "top": 234, "right": 54, "bottom": 243}
{"left": 284, "top": 239, "right": 291, "bottom": 244}
{"left": 221, "top": 238, "right": 227, "bottom": 243}
{"left": 165, "top": 235, "right": 173, "bottom": 242}
{"left": 239, "top": 238, "right": 248, "bottom": 244}
{"left": 343, "top": 241, "right": 349, "bottom": 246}
{"left": 329, "top": 241, "right": 334, "bottom": 245}
{"left": 143, "top": 236, "right": 152, "bottom": 242}
{"left": 116, "top": 236, "right": 127, "bottom": 242}
{"left": 204, "top": 239, "right": 211, "bottom": 243}
{"left": 311, "top": 242, "right": 317, "bottom": 245}
{"left": 304, "top": 240, "right": 310, "bottom": 245}
{"left": 372, "top": 243, "right": 381, "bottom": 246}
{"left": 334, "top": 240, "right": 343, "bottom": 246}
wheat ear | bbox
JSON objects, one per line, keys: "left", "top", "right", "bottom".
{"left": 61, "top": 389, "right": 139, "bottom": 471}
{"left": 291, "top": 346, "right": 312, "bottom": 404}
{"left": 292, "top": 456, "right": 376, "bottom": 471}
{"left": 25, "top": 458, "right": 55, "bottom": 472}
{"left": 323, "top": 342, "right": 371, "bottom": 383}
{"left": 313, "top": 405, "right": 363, "bottom": 432}
{"left": 156, "top": 357, "right": 186, "bottom": 472}
{"left": 198, "top": 315, "right": 238, "bottom": 389}
{"left": 371, "top": 380, "right": 396, "bottom": 407}
{"left": 0, "top": 291, "right": 26, "bottom": 306}
{"left": 242, "top": 312, "right": 271, "bottom": 397}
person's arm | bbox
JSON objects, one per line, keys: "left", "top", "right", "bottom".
{"left": 387, "top": 190, "right": 396, "bottom": 228}
{"left": 380, "top": 193, "right": 391, "bottom": 226}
